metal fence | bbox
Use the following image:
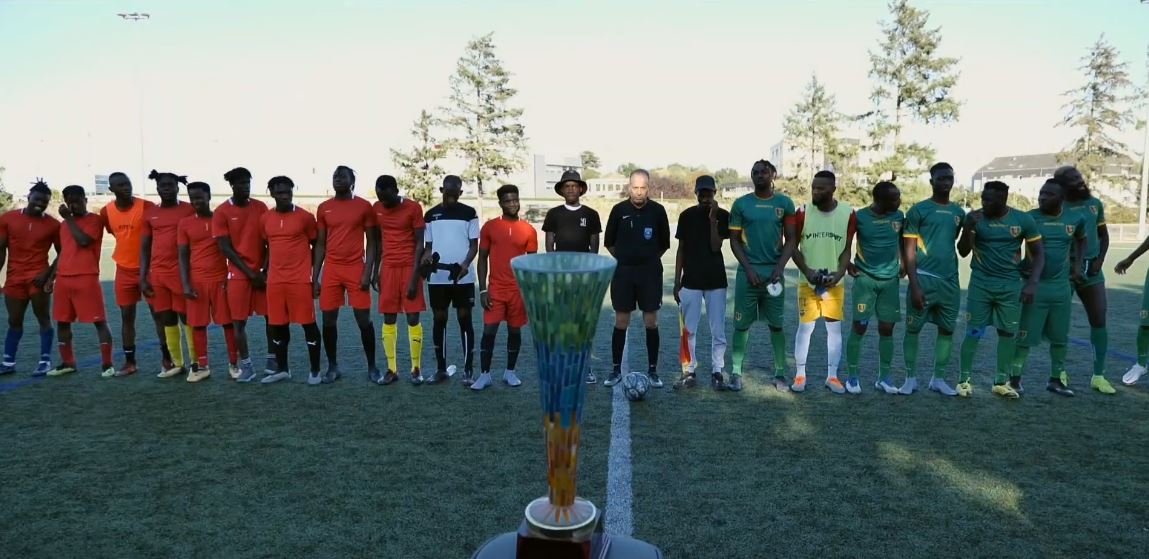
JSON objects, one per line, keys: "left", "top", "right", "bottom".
{"left": 1106, "top": 224, "right": 1147, "bottom": 243}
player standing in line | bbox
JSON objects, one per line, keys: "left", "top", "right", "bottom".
{"left": 0, "top": 180, "right": 59, "bottom": 377}
{"left": 474, "top": 184, "right": 538, "bottom": 391}
{"left": 100, "top": 172, "right": 158, "bottom": 377}
{"left": 178, "top": 182, "right": 238, "bottom": 383}
{"left": 141, "top": 170, "right": 196, "bottom": 378}
{"left": 1117, "top": 230, "right": 1149, "bottom": 386}
{"left": 372, "top": 175, "right": 427, "bottom": 385}
{"left": 1011, "top": 179, "right": 1082, "bottom": 396}
{"left": 672, "top": 175, "right": 730, "bottom": 391}
{"left": 214, "top": 167, "right": 272, "bottom": 382}
{"left": 312, "top": 166, "right": 379, "bottom": 383}
{"left": 1055, "top": 165, "right": 1117, "bottom": 394}
{"left": 728, "top": 160, "right": 797, "bottom": 392}
{"left": 844, "top": 181, "right": 904, "bottom": 394}
{"left": 541, "top": 170, "right": 601, "bottom": 382}
{"left": 422, "top": 175, "right": 479, "bottom": 385}
{"left": 956, "top": 181, "right": 1044, "bottom": 399}
{"left": 603, "top": 169, "right": 671, "bottom": 388}
{"left": 259, "top": 176, "right": 322, "bottom": 384}
{"left": 900, "top": 163, "right": 965, "bottom": 396}
{"left": 46, "top": 186, "right": 115, "bottom": 377}
{"left": 790, "top": 171, "right": 855, "bottom": 394}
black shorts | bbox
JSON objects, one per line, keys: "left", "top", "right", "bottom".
{"left": 428, "top": 283, "right": 476, "bottom": 310}
{"left": 611, "top": 264, "right": 663, "bottom": 313}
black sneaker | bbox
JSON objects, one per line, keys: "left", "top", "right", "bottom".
{"left": 648, "top": 372, "right": 664, "bottom": 388}
{"left": 1009, "top": 376, "right": 1024, "bottom": 394}
{"left": 462, "top": 369, "right": 475, "bottom": 386}
{"left": 427, "top": 370, "right": 449, "bottom": 384}
{"left": 711, "top": 372, "right": 727, "bottom": 391}
{"left": 603, "top": 372, "right": 622, "bottom": 387}
{"left": 1046, "top": 378, "right": 1075, "bottom": 397}
{"left": 368, "top": 368, "right": 383, "bottom": 384}
{"left": 379, "top": 370, "right": 399, "bottom": 385}
{"left": 672, "top": 373, "right": 697, "bottom": 390}
{"left": 727, "top": 374, "right": 743, "bottom": 392}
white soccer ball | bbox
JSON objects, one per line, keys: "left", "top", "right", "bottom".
{"left": 622, "top": 372, "right": 649, "bottom": 402}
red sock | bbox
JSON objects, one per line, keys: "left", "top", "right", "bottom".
{"left": 100, "top": 343, "right": 113, "bottom": 368}
{"left": 193, "top": 328, "right": 209, "bottom": 368}
{"left": 223, "top": 325, "right": 238, "bottom": 365}
{"left": 58, "top": 342, "right": 75, "bottom": 364}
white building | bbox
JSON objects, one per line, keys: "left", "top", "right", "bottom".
{"left": 970, "top": 153, "right": 1138, "bottom": 202}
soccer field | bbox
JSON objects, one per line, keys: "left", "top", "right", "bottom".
{"left": 2, "top": 239, "right": 1148, "bottom": 558}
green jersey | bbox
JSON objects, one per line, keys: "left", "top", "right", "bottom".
{"left": 1024, "top": 209, "right": 1085, "bottom": 283}
{"left": 854, "top": 207, "right": 904, "bottom": 280}
{"left": 904, "top": 199, "right": 965, "bottom": 280}
{"left": 1064, "top": 197, "right": 1105, "bottom": 259}
{"left": 969, "top": 207, "right": 1041, "bottom": 288}
{"left": 730, "top": 192, "right": 796, "bottom": 266}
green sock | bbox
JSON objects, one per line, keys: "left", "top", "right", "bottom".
{"left": 878, "top": 335, "right": 894, "bottom": 380}
{"left": 995, "top": 335, "right": 1016, "bottom": 385}
{"left": 1012, "top": 344, "right": 1030, "bottom": 378}
{"left": 731, "top": 329, "right": 749, "bottom": 376}
{"left": 1049, "top": 344, "right": 1066, "bottom": 380}
{"left": 1138, "top": 327, "right": 1149, "bottom": 367}
{"left": 959, "top": 335, "right": 980, "bottom": 383}
{"left": 903, "top": 333, "right": 920, "bottom": 378}
{"left": 770, "top": 329, "right": 787, "bottom": 377}
{"left": 933, "top": 334, "right": 954, "bottom": 379}
{"left": 1090, "top": 327, "right": 1108, "bottom": 377}
{"left": 846, "top": 330, "right": 863, "bottom": 376}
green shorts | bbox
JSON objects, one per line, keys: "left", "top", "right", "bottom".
{"left": 734, "top": 266, "right": 785, "bottom": 330}
{"left": 964, "top": 280, "right": 1022, "bottom": 333}
{"left": 1076, "top": 258, "right": 1106, "bottom": 288}
{"left": 1140, "top": 270, "right": 1149, "bottom": 326}
{"left": 905, "top": 274, "right": 959, "bottom": 333}
{"left": 851, "top": 273, "right": 901, "bottom": 324}
{"left": 1018, "top": 282, "right": 1070, "bottom": 347}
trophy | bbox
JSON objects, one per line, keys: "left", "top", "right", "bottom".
{"left": 472, "top": 253, "right": 661, "bottom": 559}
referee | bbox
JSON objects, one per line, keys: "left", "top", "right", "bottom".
{"left": 603, "top": 169, "right": 671, "bottom": 387}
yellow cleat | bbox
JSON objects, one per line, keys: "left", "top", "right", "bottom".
{"left": 1090, "top": 375, "right": 1116, "bottom": 395}
{"left": 956, "top": 381, "right": 973, "bottom": 397}
{"left": 991, "top": 384, "right": 1020, "bottom": 399}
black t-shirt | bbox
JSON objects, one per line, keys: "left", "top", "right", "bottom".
{"left": 675, "top": 204, "right": 730, "bottom": 290}
{"left": 604, "top": 200, "right": 671, "bottom": 266}
{"left": 542, "top": 205, "right": 602, "bottom": 253}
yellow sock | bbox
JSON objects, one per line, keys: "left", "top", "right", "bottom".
{"left": 382, "top": 323, "right": 398, "bottom": 372}
{"left": 409, "top": 323, "right": 423, "bottom": 371}
{"left": 184, "top": 324, "right": 197, "bottom": 363}
{"left": 164, "top": 326, "right": 184, "bottom": 367}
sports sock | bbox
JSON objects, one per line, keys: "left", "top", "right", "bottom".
{"left": 303, "top": 323, "right": 322, "bottom": 373}
{"left": 794, "top": 321, "right": 815, "bottom": 377}
{"left": 1090, "top": 326, "right": 1108, "bottom": 377}
{"left": 223, "top": 325, "right": 237, "bottom": 365}
{"left": 611, "top": 327, "right": 626, "bottom": 374}
{"left": 164, "top": 326, "right": 184, "bottom": 368}
{"left": 193, "top": 327, "right": 209, "bottom": 368}
{"left": 878, "top": 335, "right": 894, "bottom": 380}
{"left": 995, "top": 335, "right": 1016, "bottom": 385}
{"left": 382, "top": 323, "right": 398, "bottom": 372}
{"left": 58, "top": 341, "right": 74, "bottom": 364}
{"left": 3, "top": 329, "right": 22, "bottom": 364}
{"left": 100, "top": 342, "right": 113, "bottom": 369}
{"left": 1138, "top": 327, "right": 1149, "bottom": 367}
{"left": 39, "top": 328, "right": 53, "bottom": 362}
{"left": 825, "top": 321, "right": 843, "bottom": 378}
{"left": 770, "top": 329, "right": 787, "bottom": 377}
{"left": 408, "top": 323, "right": 423, "bottom": 371}
{"left": 460, "top": 319, "right": 475, "bottom": 372}
{"left": 903, "top": 332, "right": 920, "bottom": 378}
{"left": 731, "top": 329, "right": 748, "bottom": 375}
{"left": 480, "top": 329, "right": 496, "bottom": 373}
{"left": 507, "top": 328, "right": 522, "bottom": 371}
{"left": 645, "top": 327, "right": 659, "bottom": 372}
{"left": 933, "top": 334, "right": 954, "bottom": 379}
{"left": 123, "top": 344, "right": 136, "bottom": 365}
{"left": 845, "top": 330, "right": 863, "bottom": 376}
{"left": 323, "top": 322, "right": 338, "bottom": 367}
{"left": 1011, "top": 344, "right": 1030, "bottom": 378}
{"left": 274, "top": 325, "right": 290, "bottom": 372}
{"left": 959, "top": 335, "right": 979, "bottom": 384}
{"left": 184, "top": 324, "right": 196, "bottom": 364}
{"left": 359, "top": 319, "right": 376, "bottom": 369}
{"left": 1050, "top": 343, "right": 1067, "bottom": 378}
{"left": 433, "top": 319, "right": 447, "bottom": 371}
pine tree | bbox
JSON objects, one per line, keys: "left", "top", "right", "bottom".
{"left": 1058, "top": 35, "right": 1138, "bottom": 185}
{"left": 391, "top": 110, "right": 448, "bottom": 207}
{"left": 441, "top": 33, "right": 527, "bottom": 197}
{"left": 866, "top": 0, "right": 961, "bottom": 181}
{"left": 782, "top": 74, "right": 843, "bottom": 181}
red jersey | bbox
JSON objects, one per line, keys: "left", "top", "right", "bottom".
{"left": 58, "top": 213, "right": 104, "bottom": 277}
{"left": 212, "top": 198, "right": 268, "bottom": 279}
{"left": 479, "top": 216, "right": 537, "bottom": 295}
{"left": 143, "top": 202, "right": 195, "bottom": 277}
{"left": 373, "top": 198, "right": 425, "bottom": 267}
{"left": 0, "top": 209, "right": 60, "bottom": 283}
{"left": 317, "top": 196, "right": 374, "bottom": 266}
{"left": 101, "top": 198, "right": 156, "bottom": 269}
{"left": 178, "top": 214, "right": 227, "bottom": 282}
{"left": 260, "top": 206, "right": 317, "bottom": 285}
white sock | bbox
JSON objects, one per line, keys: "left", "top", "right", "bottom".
{"left": 826, "top": 321, "right": 843, "bottom": 378}
{"left": 795, "top": 321, "right": 816, "bottom": 376}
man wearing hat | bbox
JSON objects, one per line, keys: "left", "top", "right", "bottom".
{"left": 542, "top": 169, "right": 603, "bottom": 381}
{"left": 672, "top": 175, "right": 730, "bottom": 390}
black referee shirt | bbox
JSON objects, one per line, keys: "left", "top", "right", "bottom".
{"left": 604, "top": 199, "right": 671, "bottom": 266}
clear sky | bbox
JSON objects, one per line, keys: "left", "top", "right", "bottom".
{"left": 1, "top": 0, "right": 1146, "bottom": 195}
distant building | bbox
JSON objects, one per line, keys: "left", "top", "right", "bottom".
{"left": 770, "top": 137, "right": 866, "bottom": 183}
{"left": 586, "top": 178, "right": 628, "bottom": 198}
{"left": 529, "top": 154, "right": 582, "bottom": 199}
{"left": 93, "top": 174, "right": 110, "bottom": 195}
{"left": 970, "top": 153, "right": 1137, "bottom": 201}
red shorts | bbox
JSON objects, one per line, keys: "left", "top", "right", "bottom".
{"left": 378, "top": 264, "right": 426, "bottom": 314}
{"left": 267, "top": 283, "right": 316, "bottom": 325}
{"left": 147, "top": 273, "right": 186, "bottom": 314}
{"left": 115, "top": 266, "right": 142, "bottom": 306}
{"left": 226, "top": 277, "right": 267, "bottom": 320}
{"left": 320, "top": 262, "right": 371, "bottom": 312}
{"left": 484, "top": 289, "right": 527, "bottom": 328}
{"left": 3, "top": 279, "right": 42, "bottom": 300}
{"left": 53, "top": 274, "right": 107, "bottom": 323}
{"left": 186, "top": 279, "right": 230, "bottom": 327}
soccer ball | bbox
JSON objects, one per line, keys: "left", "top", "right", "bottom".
{"left": 622, "top": 372, "right": 649, "bottom": 402}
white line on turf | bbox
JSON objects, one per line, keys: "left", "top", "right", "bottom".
{"left": 605, "top": 336, "right": 634, "bottom": 536}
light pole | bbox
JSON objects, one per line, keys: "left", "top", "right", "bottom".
{"left": 1139, "top": 1, "right": 1148, "bottom": 236}
{"left": 117, "top": 12, "right": 150, "bottom": 194}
